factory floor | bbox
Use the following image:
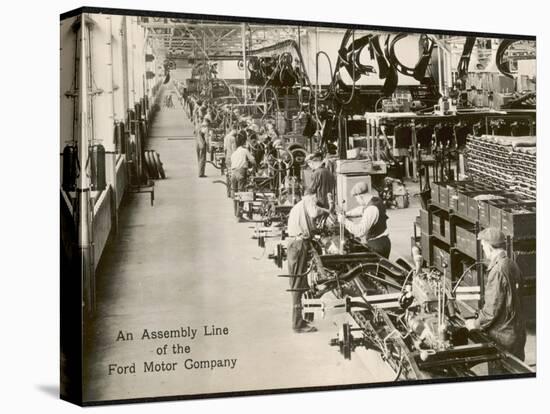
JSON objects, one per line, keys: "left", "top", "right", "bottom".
{"left": 83, "top": 85, "right": 535, "bottom": 402}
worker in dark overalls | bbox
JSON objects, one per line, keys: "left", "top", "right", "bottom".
{"left": 343, "top": 181, "right": 391, "bottom": 258}
{"left": 307, "top": 152, "right": 335, "bottom": 209}
{"left": 286, "top": 189, "right": 331, "bottom": 333}
{"left": 465, "top": 228, "right": 526, "bottom": 371}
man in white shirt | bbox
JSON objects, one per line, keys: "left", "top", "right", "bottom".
{"left": 344, "top": 181, "right": 391, "bottom": 258}
{"left": 286, "top": 189, "right": 331, "bottom": 333}
{"left": 223, "top": 125, "right": 238, "bottom": 170}
{"left": 230, "top": 131, "right": 256, "bottom": 193}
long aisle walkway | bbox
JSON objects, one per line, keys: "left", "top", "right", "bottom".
{"left": 83, "top": 85, "right": 387, "bottom": 402}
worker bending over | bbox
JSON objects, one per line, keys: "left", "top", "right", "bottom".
{"left": 465, "top": 228, "right": 526, "bottom": 369}
{"left": 343, "top": 181, "right": 391, "bottom": 258}
{"left": 286, "top": 189, "right": 331, "bottom": 333}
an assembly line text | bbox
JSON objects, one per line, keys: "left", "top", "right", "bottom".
{"left": 107, "top": 325, "right": 238, "bottom": 375}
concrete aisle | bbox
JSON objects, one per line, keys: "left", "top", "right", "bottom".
{"left": 83, "top": 86, "right": 389, "bottom": 402}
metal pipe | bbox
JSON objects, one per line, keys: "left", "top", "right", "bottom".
{"left": 437, "top": 46, "right": 443, "bottom": 97}
{"left": 131, "top": 18, "right": 137, "bottom": 104}
{"left": 77, "top": 14, "right": 93, "bottom": 313}
{"left": 108, "top": 15, "right": 119, "bottom": 234}
{"left": 241, "top": 23, "right": 248, "bottom": 104}
{"left": 121, "top": 16, "right": 130, "bottom": 114}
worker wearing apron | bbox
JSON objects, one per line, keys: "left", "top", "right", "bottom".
{"left": 343, "top": 181, "right": 391, "bottom": 258}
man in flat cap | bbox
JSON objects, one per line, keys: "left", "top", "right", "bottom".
{"left": 465, "top": 227, "right": 526, "bottom": 367}
{"left": 286, "top": 188, "right": 332, "bottom": 333}
{"left": 343, "top": 181, "right": 391, "bottom": 258}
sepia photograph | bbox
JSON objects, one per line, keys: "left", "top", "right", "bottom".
{"left": 59, "top": 6, "right": 536, "bottom": 406}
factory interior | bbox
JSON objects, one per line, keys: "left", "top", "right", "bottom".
{"left": 60, "top": 12, "right": 536, "bottom": 403}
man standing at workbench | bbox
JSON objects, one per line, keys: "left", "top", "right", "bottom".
{"left": 343, "top": 181, "right": 391, "bottom": 258}
{"left": 465, "top": 228, "right": 526, "bottom": 368}
{"left": 286, "top": 189, "right": 331, "bottom": 333}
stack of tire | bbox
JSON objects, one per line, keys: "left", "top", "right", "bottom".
{"left": 143, "top": 150, "right": 166, "bottom": 180}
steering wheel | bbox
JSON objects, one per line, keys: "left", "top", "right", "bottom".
{"left": 266, "top": 147, "right": 294, "bottom": 172}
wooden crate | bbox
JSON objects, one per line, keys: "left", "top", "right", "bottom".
{"left": 455, "top": 226, "right": 478, "bottom": 258}
{"left": 432, "top": 215, "right": 451, "bottom": 244}
{"left": 501, "top": 205, "right": 536, "bottom": 238}
{"left": 431, "top": 183, "right": 440, "bottom": 206}
{"left": 335, "top": 159, "right": 373, "bottom": 174}
{"left": 420, "top": 209, "right": 430, "bottom": 234}
{"left": 433, "top": 245, "right": 451, "bottom": 271}
{"left": 515, "top": 252, "right": 536, "bottom": 277}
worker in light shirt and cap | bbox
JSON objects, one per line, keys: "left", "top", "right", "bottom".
{"left": 286, "top": 188, "right": 332, "bottom": 333}
{"left": 465, "top": 227, "right": 526, "bottom": 368}
{"left": 343, "top": 181, "right": 391, "bottom": 258}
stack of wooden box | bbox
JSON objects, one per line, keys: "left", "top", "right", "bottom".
{"left": 465, "top": 135, "right": 536, "bottom": 200}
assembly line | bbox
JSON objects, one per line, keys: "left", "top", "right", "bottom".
{"left": 60, "top": 12, "right": 536, "bottom": 402}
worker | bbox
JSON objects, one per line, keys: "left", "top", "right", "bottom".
{"left": 286, "top": 188, "right": 331, "bottom": 333}
{"left": 343, "top": 181, "right": 391, "bottom": 258}
{"left": 307, "top": 152, "right": 335, "bottom": 209}
{"left": 465, "top": 228, "right": 526, "bottom": 367}
{"left": 196, "top": 117, "right": 210, "bottom": 178}
{"left": 223, "top": 124, "right": 238, "bottom": 170}
{"left": 230, "top": 130, "right": 256, "bottom": 196}
{"left": 192, "top": 101, "right": 202, "bottom": 134}
{"left": 272, "top": 136, "right": 288, "bottom": 150}
{"left": 246, "top": 132, "right": 263, "bottom": 166}
{"left": 204, "top": 108, "right": 215, "bottom": 147}
{"left": 264, "top": 121, "right": 279, "bottom": 141}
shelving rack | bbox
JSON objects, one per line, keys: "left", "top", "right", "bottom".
{"left": 416, "top": 180, "right": 536, "bottom": 317}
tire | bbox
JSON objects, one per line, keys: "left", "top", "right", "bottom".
{"left": 144, "top": 150, "right": 157, "bottom": 179}
{"left": 153, "top": 151, "right": 166, "bottom": 179}
{"left": 148, "top": 151, "right": 159, "bottom": 179}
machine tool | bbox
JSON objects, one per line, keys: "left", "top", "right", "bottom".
{"left": 300, "top": 248, "right": 533, "bottom": 380}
